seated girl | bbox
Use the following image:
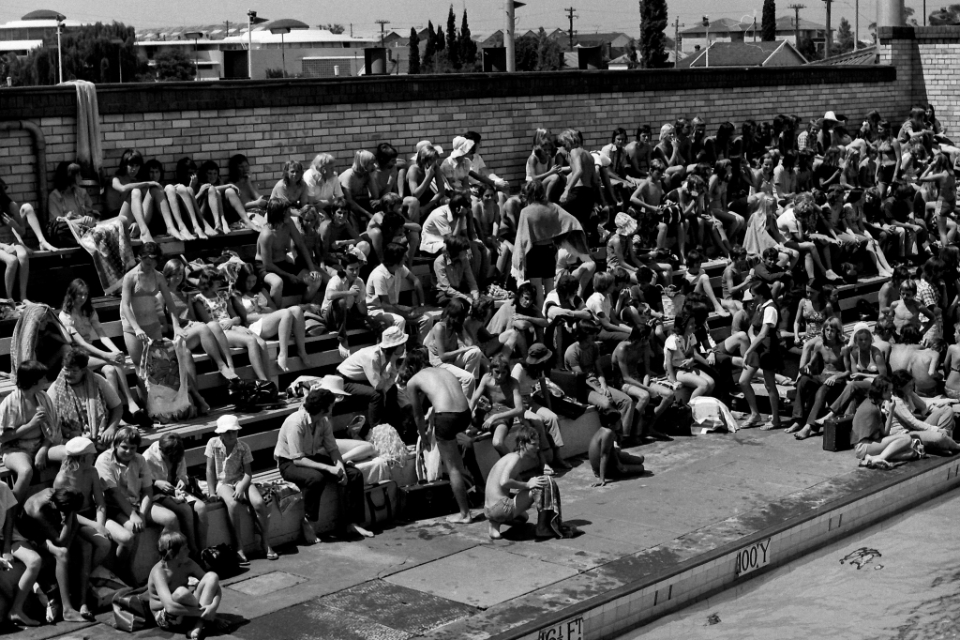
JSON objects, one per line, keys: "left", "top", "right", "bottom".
{"left": 526, "top": 129, "right": 566, "bottom": 204}
{"left": 1, "top": 174, "right": 57, "bottom": 253}
{"left": 0, "top": 178, "right": 35, "bottom": 301}
{"left": 147, "top": 531, "right": 221, "bottom": 640}
{"left": 720, "top": 244, "right": 752, "bottom": 312}
{"left": 360, "top": 194, "right": 420, "bottom": 268}
{"left": 223, "top": 154, "right": 264, "bottom": 231}
{"left": 793, "top": 283, "right": 837, "bottom": 347}
{"left": 319, "top": 197, "right": 362, "bottom": 262}
{"left": 0, "top": 473, "right": 42, "bottom": 627}
{"left": 404, "top": 142, "right": 447, "bottom": 219}
{"left": 141, "top": 159, "right": 195, "bottom": 241}
{"left": 270, "top": 160, "right": 308, "bottom": 212}
{"left": 105, "top": 149, "right": 181, "bottom": 242}
{"left": 60, "top": 278, "right": 145, "bottom": 423}
{"left": 682, "top": 249, "right": 729, "bottom": 318}
{"left": 191, "top": 268, "right": 271, "bottom": 380}
{"left": 339, "top": 150, "right": 380, "bottom": 229}
{"left": 256, "top": 197, "right": 323, "bottom": 308}
{"left": 161, "top": 258, "right": 239, "bottom": 380}
{"left": 852, "top": 376, "right": 916, "bottom": 470}
{"left": 169, "top": 158, "right": 217, "bottom": 239}
{"left": 303, "top": 153, "right": 344, "bottom": 214}
{"left": 232, "top": 263, "right": 319, "bottom": 372}
{"left": 47, "top": 161, "right": 97, "bottom": 248}
{"left": 0, "top": 361, "right": 67, "bottom": 503}
{"left": 663, "top": 311, "right": 715, "bottom": 400}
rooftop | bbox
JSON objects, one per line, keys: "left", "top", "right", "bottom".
{"left": 809, "top": 43, "right": 879, "bottom": 65}
{"left": 677, "top": 40, "right": 807, "bottom": 68}
{"left": 681, "top": 14, "right": 827, "bottom": 36}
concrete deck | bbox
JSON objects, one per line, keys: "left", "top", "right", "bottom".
{"left": 19, "top": 427, "right": 960, "bottom": 640}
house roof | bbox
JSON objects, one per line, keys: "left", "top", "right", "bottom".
{"left": 681, "top": 15, "right": 826, "bottom": 36}
{"left": 808, "top": 44, "right": 878, "bottom": 65}
{"left": 677, "top": 40, "right": 806, "bottom": 68}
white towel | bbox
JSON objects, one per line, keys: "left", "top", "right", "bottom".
{"left": 64, "top": 80, "right": 103, "bottom": 174}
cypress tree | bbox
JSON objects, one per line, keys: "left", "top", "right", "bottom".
{"left": 761, "top": 0, "right": 776, "bottom": 41}
{"left": 446, "top": 5, "right": 460, "bottom": 69}
{"left": 409, "top": 28, "right": 421, "bottom": 74}
{"left": 459, "top": 9, "right": 477, "bottom": 69}
{"left": 423, "top": 21, "right": 436, "bottom": 71}
{"left": 639, "top": 0, "right": 669, "bottom": 68}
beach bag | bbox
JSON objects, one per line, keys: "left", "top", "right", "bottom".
{"left": 200, "top": 543, "right": 241, "bottom": 577}
{"left": 112, "top": 586, "right": 152, "bottom": 632}
{"left": 363, "top": 480, "right": 397, "bottom": 528}
{"left": 398, "top": 480, "right": 458, "bottom": 522}
{"left": 689, "top": 397, "right": 739, "bottom": 433}
{"left": 90, "top": 566, "right": 129, "bottom": 611}
{"left": 138, "top": 336, "right": 195, "bottom": 424}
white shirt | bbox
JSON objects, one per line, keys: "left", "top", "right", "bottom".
{"left": 322, "top": 274, "right": 364, "bottom": 315}
{"left": 365, "top": 264, "right": 411, "bottom": 312}
{"left": 303, "top": 168, "right": 343, "bottom": 205}
{"left": 585, "top": 292, "right": 610, "bottom": 319}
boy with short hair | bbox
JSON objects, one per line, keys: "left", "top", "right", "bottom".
{"left": 205, "top": 415, "right": 276, "bottom": 564}
{"left": 751, "top": 247, "right": 792, "bottom": 302}
{"left": 147, "top": 531, "right": 221, "bottom": 640}
{"left": 588, "top": 410, "right": 647, "bottom": 487}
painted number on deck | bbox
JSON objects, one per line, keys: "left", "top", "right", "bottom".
{"left": 538, "top": 616, "right": 583, "bottom": 640}
{"left": 735, "top": 538, "right": 772, "bottom": 577}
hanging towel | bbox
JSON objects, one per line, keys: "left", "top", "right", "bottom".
{"left": 64, "top": 80, "right": 103, "bottom": 175}
{"left": 10, "top": 303, "right": 60, "bottom": 384}
{"left": 69, "top": 217, "right": 135, "bottom": 295}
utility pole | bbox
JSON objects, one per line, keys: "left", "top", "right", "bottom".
{"left": 753, "top": 16, "right": 757, "bottom": 41}
{"left": 674, "top": 17, "right": 680, "bottom": 66}
{"left": 506, "top": 0, "right": 525, "bottom": 72}
{"left": 565, "top": 7, "right": 577, "bottom": 51}
{"left": 823, "top": 0, "right": 832, "bottom": 58}
{"left": 375, "top": 19, "right": 390, "bottom": 46}
{"left": 854, "top": 0, "right": 859, "bottom": 49}
{"left": 788, "top": 4, "right": 806, "bottom": 45}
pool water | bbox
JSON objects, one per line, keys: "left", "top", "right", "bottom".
{"left": 619, "top": 489, "right": 960, "bottom": 640}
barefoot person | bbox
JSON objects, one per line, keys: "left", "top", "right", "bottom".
{"left": 275, "top": 388, "right": 373, "bottom": 542}
{"left": 398, "top": 350, "right": 474, "bottom": 524}
{"left": 588, "top": 410, "right": 647, "bottom": 486}
{"left": 484, "top": 425, "right": 574, "bottom": 540}
{"left": 147, "top": 531, "right": 221, "bottom": 640}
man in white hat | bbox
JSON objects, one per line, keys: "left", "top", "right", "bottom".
{"left": 337, "top": 326, "right": 407, "bottom": 427}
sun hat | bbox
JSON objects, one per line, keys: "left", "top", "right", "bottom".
{"left": 822, "top": 111, "right": 839, "bottom": 124}
{"left": 525, "top": 343, "right": 553, "bottom": 365}
{"left": 848, "top": 321, "right": 873, "bottom": 346}
{"left": 742, "top": 290, "right": 755, "bottom": 302}
{"left": 379, "top": 326, "right": 409, "bottom": 349}
{"left": 449, "top": 136, "right": 475, "bottom": 159}
{"left": 615, "top": 212, "right": 638, "bottom": 237}
{"left": 316, "top": 374, "right": 351, "bottom": 396}
{"left": 65, "top": 437, "right": 96, "bottom": 457}
{"left": 215, "top": 414, "right": 242, "bottom": 433}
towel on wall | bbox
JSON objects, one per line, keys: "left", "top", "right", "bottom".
{"left": 64, "top": 80, "right": 103, "bottom": 175}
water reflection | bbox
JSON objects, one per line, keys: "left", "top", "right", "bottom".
{"left": 621, "top": 490, "right": 960, "bottom": 640}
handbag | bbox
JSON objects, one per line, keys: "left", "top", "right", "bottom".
{"left": 112, "top": 586, "right": 152, "bottom": 632}
{"left": 822, "top": 416, "right": 854, "bottom": 452}
{"left": 398, "top": 480, "right": 458, "bottom": 522}
{"left": 230, "top": 379, "right": 280, "bottom": 411}
{"left": 364, "top": 480, "right": 397, "bottom": 528}
{"left": 200, "top": 543, "right": 241, "bottom": 577}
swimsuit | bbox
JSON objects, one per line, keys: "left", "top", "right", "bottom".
{"left": 433, "top": 409, "right": 472, "bottom": 441}
{"left": 121, "top": 270, "right": 163, "bottom": 340}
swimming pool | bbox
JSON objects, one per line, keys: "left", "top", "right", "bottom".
{"left": 618, "top": 488, "right": 960, "bottom": 640}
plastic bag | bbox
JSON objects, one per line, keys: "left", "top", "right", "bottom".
{"left": 138, "top": 336, "right": 195, "bottom": 425}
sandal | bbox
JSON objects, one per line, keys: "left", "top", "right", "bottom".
{"left": 740, "top": 415, "right": 763, "bottom": 429}
{"left": 265, "top": 549, "right": 279, "bottom": 561}
{"left": 760, "top": 422, "right": 782, "bottom": 431}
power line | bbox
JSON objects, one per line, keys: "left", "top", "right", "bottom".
{"left": 565, "top": 7, "right": 578, "bottom": 51}
{"left": 787, "top": 4, "right": 806, "bottom": 43}
{"left": 375, "top": 19, "right": 390, "bottom": 46}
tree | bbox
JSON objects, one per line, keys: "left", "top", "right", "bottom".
{"left": 534, "top": 27, "right": 564, "bottom": 70}
{"left": 319, "top": 23, "right": 346, "bottom": 34}
{"left": 930, "top": 4, "right": 960, "bottom": 25}
{"left": 154, "top": 48, "right": 195, "bottom": 81}
{"left": 761, "top": 0, "right": 776, "bottom": 40}
{"left": 423, "top": 21, "right": 436, "bottom": 71}
{"left": 445, "top": 5, "right": 460, "bottom": 69}
{"left": 796, "top": 34, "right": 822, "bottom": 61}
{"left": 408, "top": 28, "right": 421, "bottom": 74}
{"left": 836, "top": 17, "right": 855, "bottom": 53}
{"left": 436, "top": 26, "right": 445, "bottom": 51}
{"left": 459, "top": 9, "right": 478, "bottom": 70}
{"left": 639, "top": 0, "right": 669, "bottom": 68}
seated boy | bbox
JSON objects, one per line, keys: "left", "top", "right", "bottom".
{"left": 148, "top": 531, "right": 221, "bottom": 640}
{"left": 470, "top": 356, "right": 528, "bottom": 457}
{"left": 682, "top": 249, "right": 729, "bottom": 317}
{"left": 588, "top": 410, "right": 647, "bottom": 487}
{"left": 750, "top": 247, "right": 793, "bottom": 302}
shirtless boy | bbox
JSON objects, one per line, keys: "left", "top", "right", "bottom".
{"left": 148, "top": 531, "right": 221, "bottom": 640}
{"left": 612, "top": 326, "right": 675, "bottom": 442}
{"left": 470, "top": 355, "right": 527, "bottom": 457}
{"left": 558, "top": 129, "right": 600, "bottom": 228}
{"left": 400, "top": 350, "right": 474, "bottom": 523}
{"left": 484, "top": 425, "right": 549, "bottom": 539}
{"left": 588, "top": 410, "right": 647, "bottom": 487}
{"left": 255, "top": 197, "right": 323, "bottom": 308}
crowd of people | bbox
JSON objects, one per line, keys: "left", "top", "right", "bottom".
{"left": 1, "top": 105, "right": 960, "bottom": 631}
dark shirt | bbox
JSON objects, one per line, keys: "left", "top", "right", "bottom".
{"left": 753, "top": 263, "right": 786, "bottom": 284}
{"left": 853, "top": 400, "right": 884, "bottom": 445}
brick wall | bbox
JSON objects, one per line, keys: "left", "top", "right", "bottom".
{"left": 0, "top": 67, "right": 907, "bottom": 209}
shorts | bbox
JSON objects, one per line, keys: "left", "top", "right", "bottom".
{"left": 484, "top": 496, "right": 517, "bottom": 524}
{"left": 878, "top": 165, "right": 896, "bottom": 184}
{"left": 154, "top": 608, "right": 184, "bottom": 630}
{"left": 526, "top": 243, "right": 558, "bottom": 279}
{"left": 433, "top": 409, "right": 472, "bottom": 441}
{"left": 248, "top": 318, "right": 265, "bottom": 337}
{"left": 745, "top": 339, "right": 781, "bottom": 372}
{"left": 855, "top": 442, "right": 870, "bottom": 460}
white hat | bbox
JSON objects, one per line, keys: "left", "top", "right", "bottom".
{"left": 823, "top": 111, "right": 839, "bottom": 124}
{"left": 316, "top": 375, "right": 351, "bottom": 396}
{"left": 379, "top": 326, "right": 409, "bottom": 349}
{"left": 742, "top": 290, "right": 755, "bottom": 302}
{"left": 215, "top": 414, "right": 242, "bottom": 433}
{"left": 449, "top": 136, "right": 475, "bottom": 159}
{"left": 848, "top": 321, "right": 873, "bottom": 346}
{"left": 65, "top": 437, "right": 96, "bottom": 456}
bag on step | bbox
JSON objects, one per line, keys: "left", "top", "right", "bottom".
{"left": 364, "top": 480, "right": 397, "bottom": 528}
{"left": 90, "top": 566, "right": 129, "bottom": 611}
{"left": 200, "top": 543, "right": 241, "bottom": 577}
{"left": 112, "top": 586, "right": 153, "bottom": 632}
{"left": 398, "top": 481, "right": 458, "bottom": 522}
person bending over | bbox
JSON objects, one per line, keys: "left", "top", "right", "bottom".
{"left": 147, "top": 531, "right": 221, "bottom": 640}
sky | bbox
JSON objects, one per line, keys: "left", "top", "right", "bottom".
{"left": 0, "top": 0, "right": 923, "bottom": 42}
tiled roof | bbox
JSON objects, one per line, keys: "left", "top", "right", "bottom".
{"left": 808, "top": 44, "right": 878, "bottom": 65}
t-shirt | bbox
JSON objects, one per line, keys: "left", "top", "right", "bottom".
{"left": 664, "top": 333, "right": 698, "bottom": 368}
{"left": 852, "top": 400, "right": 884, "bottom": 446}
{"left": 752, "top": 263, "right": 785, "bottom": 284}
{"left": 585, "top": 292, "right": 611, "bottom": 319}
{"left": 95, "top": 450, "right": 153, "bottom": 506}
{"left": 322, "top": 274, "right": 365, "bottom": 315}
{"left": 205, "top": 437, "right": 253, "bottom": 486}
{"left": 776, "top": 209, "right": 801, "bottom": 237}
{"left": 511, "top": 362, "right": 538, "bottom": 397}
{"left": 365, "top": 264, "right": 411, "bottom": 312}
{"left": 564, "top": 342, "right": 599, "bottom": 381}
{"left": 303, "top": 168, "right": 343, "bottom": 205}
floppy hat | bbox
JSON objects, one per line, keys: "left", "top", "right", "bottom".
{"left": 215, "top": 414, "right": 242, "bottom": 433}
{"left": 379, "top": 326, "right": 409, "bottom": 349}
{"left": 823, "top": 111, "right": 839, "bottom": 124}
{"left": 65, "top": 437, "right": 96, "bottom": 456}
{"left": 525, "top": 343, "right": 553, "bottom": 365}
{"left": 317, "top": 374, "right": 351, "bottom": 396}
{"left": 449, "top": 136, "right": 475, "bottom": 159}
{"left": 615, "top": 212, "right": 638, "bottom": 237}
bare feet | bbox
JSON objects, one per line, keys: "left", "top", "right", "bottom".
{"left": 338, "top": 344, "right": 351, "bottom": 359}
{"left": 488, "top": 523, "right": 502, "bottom": 539}
{"left": 205, "top": 225, "right": 219, "bottom": 236}
{"left": 219, "top": 364, "right": 238, "bottom": 380}
{"left": 714, "top": 307, "right": 731, "bottom": 318}
{"left": 62, "top": 607, "right": 85, "bottom": 623}
{"left": 196, "top": 398, "right": 211, "bottom": 415}
{"left": 167, "top": 229, "right": 184, "bottom": 241}
{"left": 79, "top": 604, "right": 95, "bottom": 621}
{"left": 39, "top": 241, "right": 58, "bottom": 252}
{"left": 447, "top": 512, "right": 475, "bottom": 524}
{"left": 9, "top": 611, "right": 40, "bottom": 627}
{"left": 348, "top": 522, "right": 374, "bottom": 538}
{"left": 141, "top": 232, "right": 156, "bottom": 244}
{"left": 181, "top": 230, "right": 197, "bottom": 241}
{"left": 277, "top": 353, "right": 290, "bottom": 372}
{"left": 196, "top": 228, "right": 209, "bottom": 240}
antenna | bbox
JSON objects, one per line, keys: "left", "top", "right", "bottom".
{"left": 565, "top": 7, "right": 578, "bottom": 51}
{"left": 375, "top": 19, "right": 390, "bottom": 46}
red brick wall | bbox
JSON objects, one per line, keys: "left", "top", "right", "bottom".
{"left": 0, "top": 67, "right": 907, "bottom": 210}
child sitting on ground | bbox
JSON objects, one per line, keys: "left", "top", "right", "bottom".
{"left": 588, "top": 409, "right": 647, "bottom": 487}
{"left": 148, "top": 531, "right": 222, "bottom": 640}
{"left": 204, "top": 415, "right": 276, "bottom": 564}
